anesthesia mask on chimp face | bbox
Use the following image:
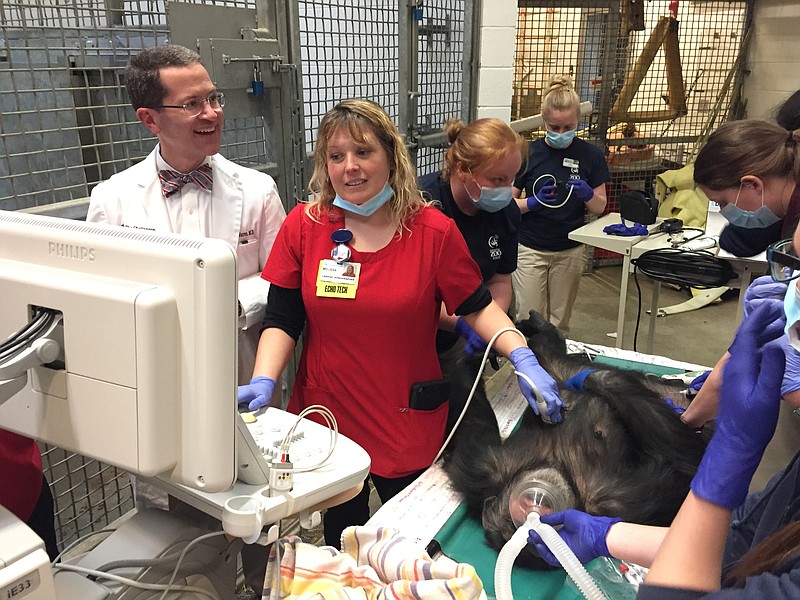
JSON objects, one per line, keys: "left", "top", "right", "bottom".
{"left": 719, "top": 183, "right": 782, "bottom": 229}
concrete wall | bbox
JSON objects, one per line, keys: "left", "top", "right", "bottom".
{"left": 742, "top": 0, "right": 800, "bottom": 120}
{"left": 474, "top": 0, "right": 516, "bottom": 120}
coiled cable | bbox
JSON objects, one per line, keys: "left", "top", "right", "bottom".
{"left": 631, "top": 248, "right": 737, "bottom": 289}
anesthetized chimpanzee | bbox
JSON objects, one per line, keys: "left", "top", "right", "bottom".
{"left": 442, "top": 310, "right": 712, "bottom": 569}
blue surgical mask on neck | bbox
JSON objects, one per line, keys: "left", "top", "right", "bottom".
{"left": 464, "top": 182, "right": 513, "bottom": 213}
{"left": 546, "top": 129, "right": 577, "bottom": 149}
{"left": 719, "top": 183, "right": 782, "bottom": 229}
{"left": 333, "top": 180, "right": 395, "bottom": 217}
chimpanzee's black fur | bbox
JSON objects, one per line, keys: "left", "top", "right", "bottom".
{"left": 442, "top": 311, "right": 712, "bottom": 569}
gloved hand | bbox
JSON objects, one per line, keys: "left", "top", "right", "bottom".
{"left": 527, "top": 510, "right": 621, "bottom": 566}
{"left": 237, "top": 376, "right": 276, "bottom": 411}
{"left": 780, "top": 339, "right": 800, "bottom": 397}
{"left": 687, "top": 370, "right": 711, "bottom": 398}
{"left": 691, "top": 301, "right": 786, "bottom": 509}
{"left": 538, "top": 185, "right": 559, "bottom": 201}
{"left": 509, "top": 347, "right": 564, "bottom": 423}
{"left": 566, "top": 179, "right": 594, "bottom": 202}
{"left": 743, "top": 275, "right": 789, "bottom": 318}
{"left": 454, "top": 317, "right": 488, "bottom": 356}
{"left": 526, "top": 190, "right": 558, "bottom": 212}
{"left": 663, "top": 397, "right": 686, "bottom": 415}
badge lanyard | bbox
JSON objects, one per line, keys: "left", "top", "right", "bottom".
{"left": 331, "top": 228, "right": 353, "bottom": 264}
{"left": 317, "top": 228, "right": 360, "bottom": 299}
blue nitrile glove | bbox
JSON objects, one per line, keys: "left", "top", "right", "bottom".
{"left": 526, "top": 196, "right": 543, "bottom": 212}
{"left": 781, "top": 341, "right": 800, "bottom": 397}
{"left": 509, "top": 347, "right": 564, "bottom": 423}
{"left": 566, "top": 179, "right": 594, "bottom": 202}
{"left": 691, "top": 301, "right": 787, "bottom": 509}
{"left": 740, "top": 276, "right": 800, "bottom": 398}
{"left": 237, "top": 376, "right": 276, "bottom": 411}
{"left": 454, "top": 317, "right": 488, "bottom": 356}
{"left": 538, "top": 185, "right": 559, "bottom": 202}
{"left": 664, "top": 397, "right": 686, "bottom": 415}
{"left": 688, "top": 370, "right": 711, "bottom": 397}
{"left": 743, "top": 275, "right": 789, "bottom": 319}
{"left": 527, "top": 510, "right": 621, "bottom": 566}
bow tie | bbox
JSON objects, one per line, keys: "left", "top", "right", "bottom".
{"left": 159, "top": 163, "right": 213, "bottom": 197}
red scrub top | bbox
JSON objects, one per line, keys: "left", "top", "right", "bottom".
{"left": 263, "top": 204, "right": 483, "bottom": 477}
{"left": 0, "top": 430, "right": 43, "bottom": 521}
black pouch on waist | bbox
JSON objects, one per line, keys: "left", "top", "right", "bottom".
{"left": 409, "top": 379, "right": 450, "bottom": 411}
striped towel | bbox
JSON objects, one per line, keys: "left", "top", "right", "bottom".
{"left": 262, "top": 526, "right": 483, "bottom": 599}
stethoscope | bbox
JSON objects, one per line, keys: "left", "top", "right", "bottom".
{"left": 529, "top": 174, "right": 573, "bottom": 209}
{"left": 331, "top": 228, "right": 353, "bottom": 264}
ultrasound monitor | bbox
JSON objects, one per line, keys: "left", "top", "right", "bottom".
{"left": 0, "top": 210, "right": 238, "bottom": 493}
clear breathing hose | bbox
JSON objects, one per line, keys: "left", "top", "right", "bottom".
{"left": 494, "top": 512, "right": 606, "bottom": 600}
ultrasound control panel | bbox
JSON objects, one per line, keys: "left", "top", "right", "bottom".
{"left": 146, "top": 407, "right": 371, "bottom": 526}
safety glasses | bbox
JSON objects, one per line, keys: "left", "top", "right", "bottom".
{"left": 767, "top": 238, "right": 800, "bottom": 282}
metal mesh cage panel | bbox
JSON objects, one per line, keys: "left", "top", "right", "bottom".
{"left": 298, "top": 0, "right": 400, "bottom": 155}
{"left": 514, "top": 1, "right": 749, "bottom": 265}
{"left": 0, "top": 0, "right": 275, "bottom": 212}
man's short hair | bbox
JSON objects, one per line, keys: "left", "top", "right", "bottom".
{"left": 126, "top": 44, "right": 202, "bottom": 110}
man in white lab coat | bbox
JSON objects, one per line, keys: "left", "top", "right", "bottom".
{"left": 87, "top": 44, "right": 286, "bottom": 597}
{"left": 87, "top": 44, "right": 286, "bottom": 385}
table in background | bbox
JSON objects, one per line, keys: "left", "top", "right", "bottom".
{"left": 568, "top": 212, "right": 660, "bottom": 348}
{"left": 569, "top": 211, "right": 768, "bottom": 352}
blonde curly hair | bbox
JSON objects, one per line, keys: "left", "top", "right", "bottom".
{"left": 306, "top": 98, "right": 429, "bottom": 232}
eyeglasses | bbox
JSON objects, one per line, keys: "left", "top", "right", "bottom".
{"left": 152, "top": 92, "right": 225, "bottom": 117}
{"left": 767, "top": 238, "right": 800, "bottom": 282}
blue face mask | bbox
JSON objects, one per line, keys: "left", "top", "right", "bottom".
{"left": 546, "top": 129, "right": 577, "bottom": 149}
{"left": 719, "top": 183, "right": 782, "bottom": 229}
{"left": 333, "top": 180, "right": 395, "bottom": 217}
{"left": 466, "top": 184, "right": 514, "bottom": 213}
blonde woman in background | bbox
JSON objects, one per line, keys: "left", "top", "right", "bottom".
{"left": 513, "top": 75, "right": 608, "bottom": 333}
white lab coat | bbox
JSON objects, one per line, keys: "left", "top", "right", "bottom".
{"left": 87, "top": 146, "right": 287, "bottom": 383}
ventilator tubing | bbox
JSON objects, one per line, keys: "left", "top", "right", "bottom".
{"left": 494, "top": 512, "right": 606, "bottom": 600}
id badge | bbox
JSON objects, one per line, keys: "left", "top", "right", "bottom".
{"left": 316, "top": 259, "right": 360, "bottom": 298}
{"left": 563, "top": 157, "right": 579, "bottom": 169}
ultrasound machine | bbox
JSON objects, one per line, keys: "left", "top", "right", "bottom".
{"left": 0, "top": 210, "right": 370, "bottom": 599}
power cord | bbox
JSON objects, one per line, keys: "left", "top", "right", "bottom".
{"left": 280, "top": 405, "right": 338, "bottom": 473}
{"left": 629, "top": 248, "right": 737, "bottom": 351}
{"left": 632, "top": 248, "right": 737, "bottom": 289}
{"left": 433, "top": 326, "right": 528, "bottom": 462}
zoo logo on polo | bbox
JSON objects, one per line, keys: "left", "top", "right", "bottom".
{"left": 488, "top": 235, "right": 501, "bottom": 260}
